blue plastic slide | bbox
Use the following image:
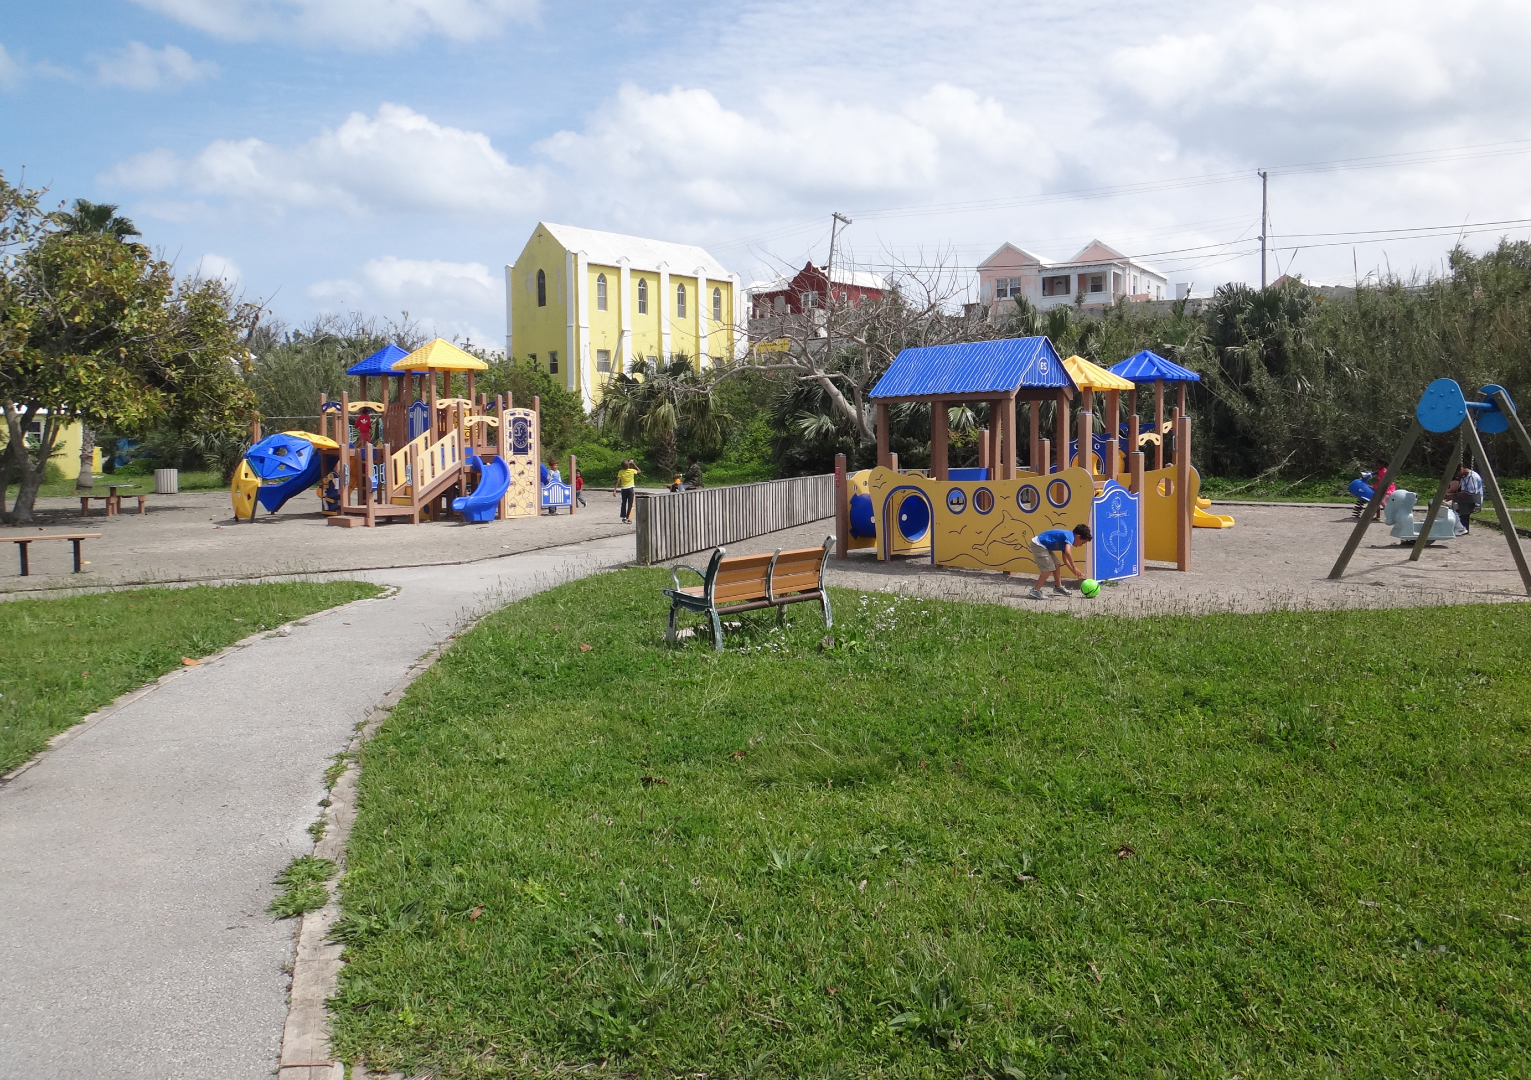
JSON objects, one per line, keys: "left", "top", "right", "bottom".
{"left": 244, "top": 433, "right": 322, "bottom": 515}
{"left": 452, "top": 451, "right": 510, "bottom": 522}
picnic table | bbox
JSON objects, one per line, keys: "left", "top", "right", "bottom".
{"left": 79, "top": 485, "right": 147, "bottom": 517}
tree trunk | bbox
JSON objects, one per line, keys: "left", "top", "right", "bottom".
{"left": 2, "top": 408, "right": 60, "bottom": 526}
{"left": 76, "top": 425, "right": 96, "bottom": 492}
{"left": 655, "top": 428, "right": 677, "bottom": 477}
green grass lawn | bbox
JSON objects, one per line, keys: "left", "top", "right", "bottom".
{"left": 0, "top": 581, "right": 380, "bottom": 773}
{"left": 1479, "top": 507, "right": 1531, "bottom": 532}
{"left": 5, "top": 465, "right": 227, "bottom": 501}
{"left": 332, "top": 574, "right": 1531, "bottom": 1078}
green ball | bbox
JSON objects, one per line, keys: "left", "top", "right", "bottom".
{"left": 1080, "top": 578, "right": 1101, "bottom": 598}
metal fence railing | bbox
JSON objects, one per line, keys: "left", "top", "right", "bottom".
{"left": 633, "top": 473, "right": 836, "bottom": 564}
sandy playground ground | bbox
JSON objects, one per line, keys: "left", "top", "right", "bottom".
{"left": 3, "top": 490, "right": 1526, "bottom": 616}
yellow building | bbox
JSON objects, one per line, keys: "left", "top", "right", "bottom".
{"left": 506, "top": 222, "right": 742, "bottom": 409}
{"left": 0, "top": 415, "right": 102, "bottom": 480}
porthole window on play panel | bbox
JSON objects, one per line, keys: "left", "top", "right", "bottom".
{"left": 1017, "top": 484, "right": 1039, "bottom": 512}
{"left": 1047, "top": 479, "right": 1070, "bottom": 508}
{"left": 637, "top": 278, "right": 648, "bottom": 314}
{"left": 946, "top": 488, "right": 967, "bottom": 514}
{"left": 974, "top": 487, "right": 994, "bottom": 514}
{"left": 596, "top": 273, "right": 607, "bottom": 311}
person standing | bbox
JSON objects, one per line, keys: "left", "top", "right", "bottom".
{"left": 1450, "top": 462, "right": 1483, "bottom": 534}
{"left": 575, "top": 469, "right": 587, "bottom": 508}
{"left": 614, "top": 459, "right": 640, "bottom": 523}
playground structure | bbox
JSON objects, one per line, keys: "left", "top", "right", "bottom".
{"left": 232, "top": 338, "right": 558, "bottom": 527}
{"left": 835, "top": 338, "right": 1222, "bottom": 581}
{"left": 1331, "top": 379, "right": 1531, "bottom": 594}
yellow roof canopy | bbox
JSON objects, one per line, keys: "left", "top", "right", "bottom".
{"left": 1062, "top": 355, "right": 1135, "bottom": 392}
{"left": 393, "top": 337, "right": 489, "bottom": 372}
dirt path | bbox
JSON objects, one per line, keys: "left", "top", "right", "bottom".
{"left": 1, "top": 491, "right": 635, "bottom": 595}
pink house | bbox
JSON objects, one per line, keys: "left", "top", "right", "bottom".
{"left": 977, "top": 240, "right": 1168, "bottom": 312}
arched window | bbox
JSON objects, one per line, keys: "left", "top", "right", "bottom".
{"left": 596, "top": 273, "right": 607, "bottom": 311}
{"left": 637, "top": 278, "right": 648, "bottom": 314}
{"left": 712, "top": 287, "right": 722, "bottom": 322}
{"left": 536, "top": 268, "right": 546, "bottom": 307}
{"left": 676, "top": 283, "right": 687, "bottom": 318}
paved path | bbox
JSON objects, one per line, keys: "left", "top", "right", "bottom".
{"left": 0, "top": 535, "right": 632, "bottom": 1080}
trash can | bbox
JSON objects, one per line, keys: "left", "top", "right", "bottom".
{"left": 154, "top": 468, "right": 179, "bottom": 495}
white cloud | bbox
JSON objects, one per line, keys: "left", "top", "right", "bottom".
{"left": 0, "top": 42, "right": 20, "bottom": 90}
{"left": 96, "top": 42, "right": 217, "bottom": 90}
{"left": 104, "top": 103, "right": 542, "bottom": 216}
{"left": 130, "top": 0, "right": 538, "bottom": 50}
{"left": 1109, "top": 0, "right": 1531, "bottom": 156}
{"left": 193, "top": 252, "right": 242, "bottom": 282}
{"left": 537, "top": 82, "right": 1055, "bottom": 228}
{"left": 310, "top": 256, "right": 500, "bottom": 347}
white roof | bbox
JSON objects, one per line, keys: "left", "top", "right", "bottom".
{"left": 745, "top": 263, "right": 886, "bottom": 293}
{"left": 537, "top": 222, "right": 731, "bottom": 278}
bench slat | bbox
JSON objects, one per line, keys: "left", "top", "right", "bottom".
{"left": 714, "top": 582, "right": 771, "bottom": 602}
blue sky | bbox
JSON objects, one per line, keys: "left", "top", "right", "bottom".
{"left": 6, "top": 1, "right": 1531, "bottom": 349}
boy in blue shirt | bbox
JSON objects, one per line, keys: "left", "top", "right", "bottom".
{"left": 1027, "top": 524, "right": 1092, "bottom": 599}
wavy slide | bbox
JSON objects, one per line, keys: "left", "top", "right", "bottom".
{"left": 452, "top": 451, "right": 509, "bottom": 522}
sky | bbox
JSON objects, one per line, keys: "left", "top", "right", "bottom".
{"left": 6, "top": 0, "right": 1531, "bottom": 351}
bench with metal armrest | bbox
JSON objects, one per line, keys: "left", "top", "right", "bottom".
{"left": 662, "top": 536, "right": 834, "bottom": 651}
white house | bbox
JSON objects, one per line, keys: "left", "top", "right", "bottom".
{"left": 976, "top": 240, "right": 1169, "bottom": 312}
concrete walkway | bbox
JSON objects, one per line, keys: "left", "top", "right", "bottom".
{"left": 0, "top": 534, "right": 632, "bottom": 1079}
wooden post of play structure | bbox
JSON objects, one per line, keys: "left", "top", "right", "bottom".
{"left": 1175, "top": 415, "right": 1191, "bottom": 571}
{"left": 1077, "top": 388, "right": 1094, "bottom": 476}
{"left": 1054, "top": 392, "right": 1069, "bottom": 473}
{"left": 1154, "top": 380, "right": 1165, "bottom": 470}
{"left": 1126, "top": 387, "right": 1137, "bottom": 462}
{"left": 977, "top": 428, "right": 990, "bottom": 474}
{"left": 1000, "top": 395, "right": 1017, "bottom": 479}
{"left": 834, "top": 453, "right": 849, "bottom": 561}
{"left": 1039, "top": 438, "right": 1050, "bottom": 475}
{"left": 1105, "top": 389, "right": 1121, "bottom": 478}
{"left": 250, "top": 417, "right": 261, "bottom": 445}
{"left": 1177, "top": 381, "right": 1187, "bottom": 422}
{"left": 568, "top": 453, "right": 577, "bottom": 514}
{"left": 931, "top": 398, "right": 949, "bottom": 481}
{"left": 876, "top": 402, "right": 891, "bottom": 469}
{"left": 889, "top": 453, "right": 899, "bottom": 473}
{"left": 363, "top": 441, "right": 375, "bottom": 529}
{"left": 1463, "top": 418, "right": 1531, "bottom": 595}
{"left": 1029, "top": 400, "right": 1040, "bottom": 474}
{"left": 1129, "top": 450, "right": 1146, "bottom": 577}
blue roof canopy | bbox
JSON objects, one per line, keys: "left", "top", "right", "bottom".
{"left": 1109, "top": 350, "right": 1201, "bottom": 383}
{"left": 346, "top": 343, "right": 412, "bottom": 377}
{"left": 869, "top": 337, "right": 1074, "bottom": 400}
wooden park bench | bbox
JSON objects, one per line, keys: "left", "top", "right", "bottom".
{"left": 8, "top": 532, "right": 102, "bottom": 576}
{"left": 663, "top": 536, "right": 834, "bottom": 651}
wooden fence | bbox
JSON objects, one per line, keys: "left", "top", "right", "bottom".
{"left": 633, "top": 473, "right": 836, "bottom": 564}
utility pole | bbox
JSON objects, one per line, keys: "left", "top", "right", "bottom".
{"left": 823, "top": 210, "right": 852, "bottom": 360}
{"left": 1258, "top": 170, "right": 1269, "bottom": 289}
{"left": 826, "top": 211, "right": 852, "bottom": 306}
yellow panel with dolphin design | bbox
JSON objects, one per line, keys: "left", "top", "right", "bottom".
{"left": 868, "top": 466, "right": 1095, "bottom": 575}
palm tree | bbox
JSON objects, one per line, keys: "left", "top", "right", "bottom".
{"left": 594, "top": 355, "right": 723, "bottom": 477}
{"left": 58, "top": 198, "right": 141, "bottom": 240}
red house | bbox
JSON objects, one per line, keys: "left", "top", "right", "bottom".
{"left": 749, "top": 261, "right": 886, "bottom": 318}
